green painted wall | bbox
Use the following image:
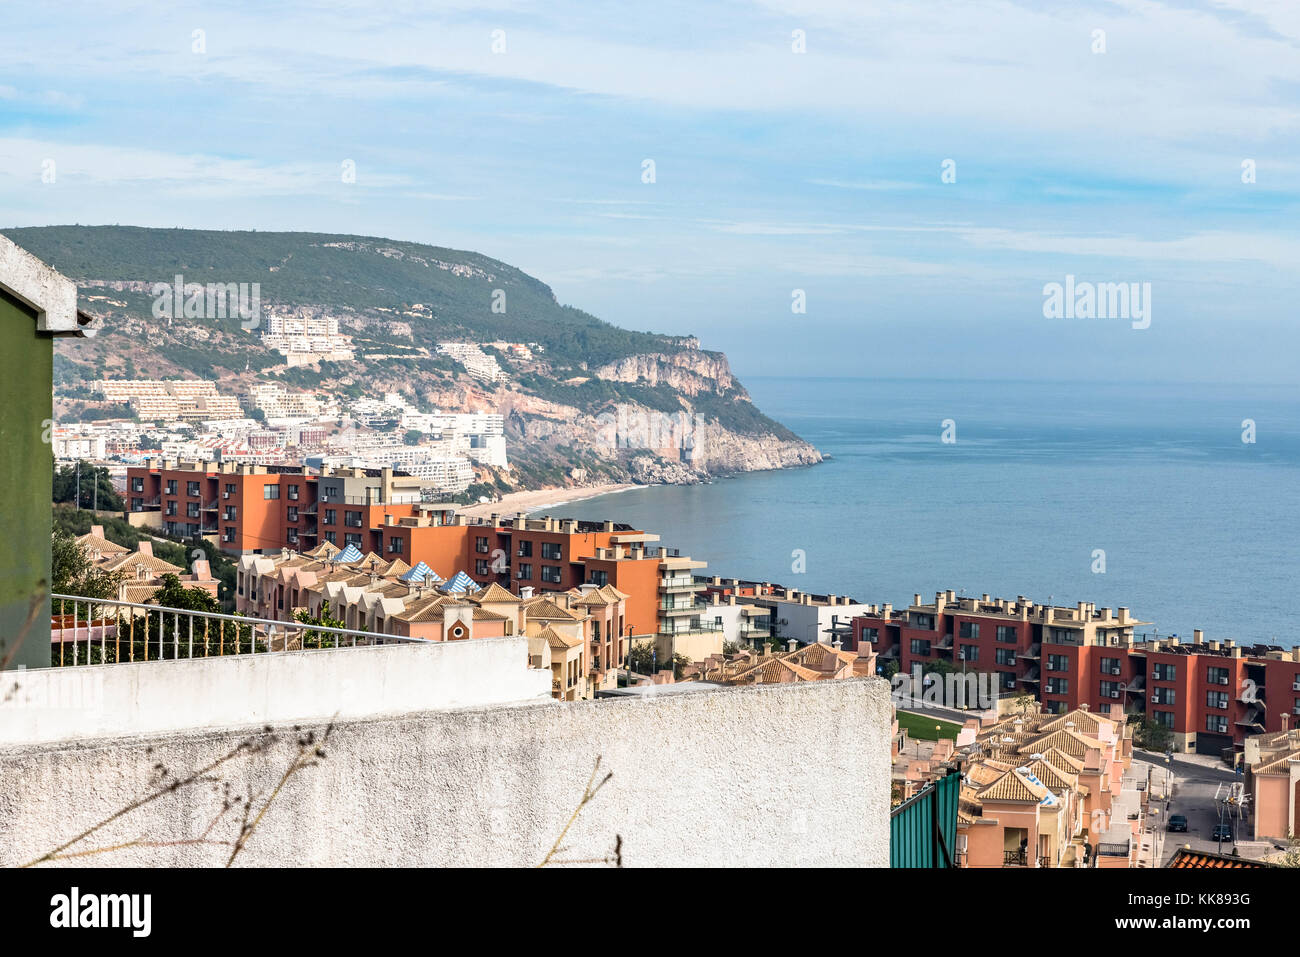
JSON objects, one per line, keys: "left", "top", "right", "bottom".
{"left": 0, "top": 289, "right": 52, "bottom": 670}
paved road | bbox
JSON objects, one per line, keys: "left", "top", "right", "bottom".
{"left": 1134, "top": 749, "right": 1250, "bottom": 864}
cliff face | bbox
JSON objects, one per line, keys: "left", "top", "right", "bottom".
{"left": 593, "top": 349, "right": 737, "bottom": 396}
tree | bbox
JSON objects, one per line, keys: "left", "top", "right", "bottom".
{"left": 1012, "top": 690, "right": 1037, "bottom": 716}
{"left": 51, "top": 528, "right": 123, "bottom": 605}
{"left": 52, "top": 460, "right": 124, "bottom": 511}
{"left": 403, "top": 429, "right": 423, "bottom": 446}
{"left": 149, "top": 573, "right": 220, "bottom": 614}
{"left": 293, "top": 601, "right": 350, "bottom": 648}
{"left": 1133, "top": 716, "right": 1174, "bottom": 754}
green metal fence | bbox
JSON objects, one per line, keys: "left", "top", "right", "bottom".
{"left": 890, "top": 770, "right": 960, "bottom": 867}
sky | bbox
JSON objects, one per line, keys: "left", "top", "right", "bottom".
{"left": 1, "top": 0, "right": 1298, "bottom": 383}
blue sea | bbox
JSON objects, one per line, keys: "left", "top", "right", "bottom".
{"left": 535, "top": 377, "right": 1300, "bottom": 646}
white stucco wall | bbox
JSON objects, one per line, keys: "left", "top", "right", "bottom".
{"left": 0, "top": 636, "right": 551, "bottom": 746}
{"left": 0, "top": 678, "right": 891, "bottom": 867}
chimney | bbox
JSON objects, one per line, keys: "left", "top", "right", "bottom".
{"left": 916, "top": 593, "right": 924, "bottom": 607}
{"left": 91, "top": 524, "right": 105, "bottom": 538}
{"left": 519, "top": 586, "right": 535, "bottom": 600}
{"left": 1194, "top": 628, "right": 1204, "bottom": 643}
{"left": 136, "top": 541, "right": 153, "bottom": 557}
{"left": 191, "top": 558, "right": 211, "bottom": 580}
{"left": 1117, "top": 607, "right": 1130, "bottom": 625}
{"left": 787, "top": 639, "right": 798, "bottom": 653}
{"left": 882, "top": 603, "right": 892, "bottom": 617}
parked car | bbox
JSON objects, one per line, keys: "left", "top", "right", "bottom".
{"left": 1211, "top": 824, "right": 1233, "bottom": 842}
{"left": 1166, "top": 814, "right": 1188, "bottom": 832}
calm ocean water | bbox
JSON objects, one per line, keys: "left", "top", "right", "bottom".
{"left": 538, "top": 377, "right": 1300, "bottom": 646}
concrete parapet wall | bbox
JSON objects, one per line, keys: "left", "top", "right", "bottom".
{"left": 0, "top": 678, "right": 891, "bottom": 867}
{"left": 0, "top": 637, "right": 551, "bottom": 747}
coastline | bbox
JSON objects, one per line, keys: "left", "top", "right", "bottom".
{"left": 455, "top": 483, "right": 641, "bottom": 519}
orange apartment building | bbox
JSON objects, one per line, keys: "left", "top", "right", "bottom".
{"left": 851, "top": 588, "right": 1300, "bottom": 753}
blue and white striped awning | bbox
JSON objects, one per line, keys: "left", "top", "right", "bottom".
{"left": 441, "top": 570, "right": 477, "bottom": 593}
{"left": 399, "top": 561, "right": 443, "bottom": 584}
{"left": 335, "top": 543, "right": 364, "bottom": 564}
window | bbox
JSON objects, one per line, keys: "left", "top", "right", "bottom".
{"left": 475, "top": 536, "right": 490, "bottom": 554}
{"left": 1100, "top": 680, "right": 1122, "bottom": 699}
{"left": 1206, "top": 690, "right": 1229, "bottom": 710}
{"left": 542, "top": 542, "right": 562, "bottom": 560}
{"left": 1001, "top": 672, "right": 1016, "bottom": 690}
{"left": 1152, "top": 687, "right": 1176, "bottom": 706}
{"left": 1047, "top": 654, "right": 1069, "bottom": 673}
{"left": 131, "top": 497, "right": 143, "bottom": 511}
{"left": 588, "top": 571, "right": 608, "bottom": 587}
{"left": 861, "top": 627, "right": 879, "bottom": 644}
{"left": 287, "top": 506, "right": 298, "bottom": 522}
{"left": 911, "top": 614, "right": 934, "bottom": 630}
{"left": 958, "top": 645, "right": 979, "bottom": 662}
{"left": 322, "top": 484, "right": 340, "bottom": 502}
{"left": 1294, "top": 697, "right": 1300, "bottom": 716}
{"left": 222, "top": 527, "right": 236, "bottom": 543}
{"left": 388, "top": 536, "right": 402, "bottom": 554}
{"left": 516, "top": 540, "right": 533, "bottom": 557}
{"left": 224, "top": 506, "right": 237, "bottom": 521}
{"left": 324, "top": 531, "right": 337, "bottom": 545}
{"left": 1100, "top": 656, "right": 1122, "bottom": 676}
{"left": 345, "top": 511, "right": 362, "bottom": 528}
{"left": 1206, "top": 666, "right": 1230, "bottom": 686}
{"left": 475, "top": 559, "right": 491, "bottom": 576}
{"left": 187, "top": 502, "right": 199, "bottom": 518}
{"left": 1152, "top": 662, "right": 1177, "bottom": 682}
{"left": 959, "top": 622, "right": 979, "bottom": 639}
{"left": 344, "top": 533, "right": 362, "bottom": 547}
{"left": 1205, "top": 715, "right": 1228, "bottom": 735}
{"left": 165, "top": 502, "right": 177, "bottom": 516}
{"left": 166, "top": 480, "right": 178, "bottom": 495}
{"left": 224, "top": 483, "right": 236, "bottom": 497}
{"left": 131, "top": 477, "right": 144, "bottom": 492}
{"left": 995, "top": 647, "right": 1016, "bottom": 666}
{"left": 1046, "top": 677, "right": 1069, "bottom": 695}
{"left": 996, "top": 625, "right": 1016, "bottom": 642}
{"left": 541, "top": 565, "right": 562, "bottom": 584}
{"left": 324, "top": 509, "right": 336, "bottom": 525}
{"left": 264, "top": 485, "right": 280, "bottom": 500}
{"left": 1049, "top": 627, "right": 1079, "bottom": 643}
{"left": 516, "top": 563, "right": 532, "bottom": 580}
{"left": 187, "top": 481, "right": 200, "bottom": 497}
{"left": 287, "top": 528, "right": 299, "bottom": 544}
{"left": 909, "top": 638, "right": 931, "bottom": 656}
{"left": 287, "top": 484, "right": 299, "bottom": 500}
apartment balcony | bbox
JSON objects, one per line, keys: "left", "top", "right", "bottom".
{"left": 658, "top": 628, "right": 723, "bottom": 639}
{"left": 1237, "top": 688, "right": 1265, "bottom": 705}
{"left": 301, "top": 502, "right": 318, "bottom": 515}
{"left": 659, "top": 577, "right": 699, "bottom": 592}
{"left": 1003, "top": 849, "right": 1028, "bottom": 866}
{"left": 659, "top": 603, "right": 700, "bottom": 616}
{"left": 202, "top": 499, "right": 218, "bottom": 511}
{"left": 740, "top": 626, "right": 771, "bottom": 640}
{"left": 1021, "top": 643, "right": 1041, "bottom": 660}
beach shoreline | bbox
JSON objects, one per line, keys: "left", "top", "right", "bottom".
{"left": 455, "top": 483, "right": 640, "bottom": 519}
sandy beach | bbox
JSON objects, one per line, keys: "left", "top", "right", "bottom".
{"left": 455, "top": 484, "right": 639, "bottom": 519}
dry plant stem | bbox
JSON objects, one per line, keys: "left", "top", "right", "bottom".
{"left": 226, "top": 724, "right": 333, "bottom": 867}
{"left": 538, "top": 756, "right": 613, "bottom": 867}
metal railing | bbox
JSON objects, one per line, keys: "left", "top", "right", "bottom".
{"left": 50, "top": 594, "right": 424, "bottom": 667}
